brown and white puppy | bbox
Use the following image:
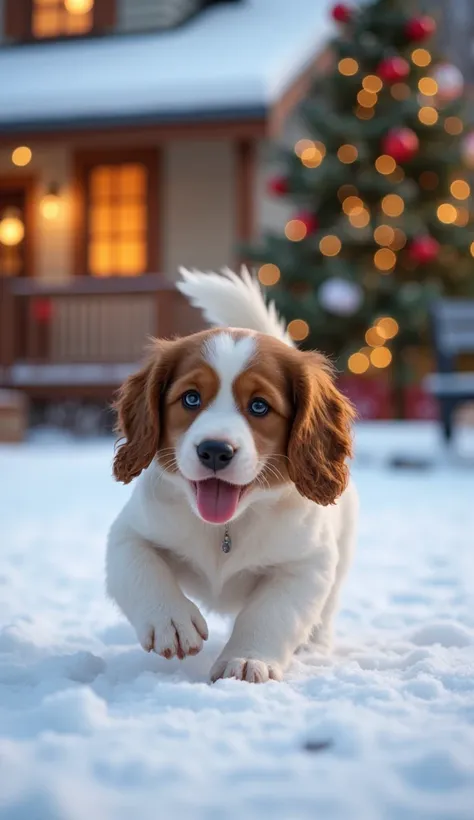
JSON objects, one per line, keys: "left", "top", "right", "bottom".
{"left": 106, "top": 269, "right": 357, "bottom": 683}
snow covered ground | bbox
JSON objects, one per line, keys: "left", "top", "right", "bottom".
{"left": 1, "top": 423, "right": 473, "bottom": 820}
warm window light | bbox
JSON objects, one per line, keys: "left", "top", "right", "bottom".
{"left": 342, "top": 196, "right": 364, "bottom": 215}
{"left": 411, "top": 48, "right": 431, "bottom": 68}
{"left": 376, "top": 317, "right": 399, "bottom": 340}
{"left": 40, "top": 185, "right": 61, "bottom": 220}
{"left": 258, "top": 263, "right": 280, "bottom": 286}
{"left": 65, "top": 0, "right": 94, "bottom": 13}
{"left": 444, "top": 117, "right": 464, "bottom": 136}
{"left": 338, "top": 57, "right": 359, "bottom": 76}
{"left": 390, "top": 228, "right": 407, "bottom": 250}
{"left": 365, "top": 327, "right": 385, "bottom": 347}
{"left": 362, "top": 75, "right": 383, "bottom": 93}
{"left": 349, "top": 209, "right": 370, "bottom": 228}
{"left": 348, "top": 352, "right": 369, "bottom": 374}
{"left": 287, "top": 319, "right": 310, "bottom": 342}
{"left": 437, "top": 203, "right": 457, "bottom": 224}
{"left": 355, "top": 105, "right": 375, "bottom": 120}
{"left": 374, "top": 248, "right": 396, "bottom": 272}
{"left": 418, "top": 106, "right": 438, "bottom": 126}
{"left": 357, "top": 89, "right": 377, "bottom": 108}
{"left": 418, "top": 77, "right": 438, "bottom": 96}
{"left": 375, "top": 155, "right": 397, "bottom": 175}
{"left": 337, "top": 144, "right": 358, "bottom": 164}
{"left": 374, "top": 225, "right": 395, "bottom": 246}
{"left": 391, "top": 83, "right": 410, "bottom": 100}
{"left": 470, "top": 242, "right": 474, "bottom": 257}
{"left": 370, "top": 347, "right": 392, "bottom": 368}
{"left": 12, "top": 146, "right": 32, "bottom": 167}
{"left": 319, "top": 235, "right": 342, "bottom": 256}
{"left": 381, "top": 194, "right": 404, "bottom": 217}
{"left": 0, "top": 208, "right": 25, "bottom": 247}
{"left": 450, "top": 180, "right": 470, "bottom": 200}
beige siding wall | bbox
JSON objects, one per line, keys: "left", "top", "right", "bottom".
{"left": 117, "top": 0, "right": 200, "bottom": 31}
{"left": 164, "top": 141, "right": 235, "bottom": 276}
{"left": 0, "top": 143, "right": 74, "bottom": 281}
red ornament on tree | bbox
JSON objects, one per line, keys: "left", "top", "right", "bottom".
{"left": 377, "top": 56, "right": 410, "bottom": 84}
{"left": 331, "top": 3, "right": 351, "bottom": 23}
{"left": 405, "top": 15, "right": 436, "bottom": 42}
{"left": 295, "top": 211, "right": 319, "bottom": 235}
{"left": 382, "top": 128, "right": 419, "bottom": 163}
{"left": 267, "top": 175, "right": 289, "bottom": 196}
{"left": 408, "top": 236, "right": 440, "bottom": 265}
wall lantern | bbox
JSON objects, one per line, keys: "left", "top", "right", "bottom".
{"left": 40, "top": 183, "right": 61, "bottom": 220}
{"left": 0, "top": 207, "right": 25, "bottom": 246}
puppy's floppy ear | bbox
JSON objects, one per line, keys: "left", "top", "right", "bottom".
{"left": 113, "top": 339, "right": 177, "bottom": 484}
{"left": 287, "top": 352, "right": 355, "bottom": 506}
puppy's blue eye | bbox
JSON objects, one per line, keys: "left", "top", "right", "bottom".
{"left": 182, "top": 390, "right": 201, "bottom": 410}
{"left": 249, "top": 398, "right": 270, "bottom": 417}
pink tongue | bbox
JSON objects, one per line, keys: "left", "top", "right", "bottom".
{"left": 195, "top": 479, "right": 241, "bottom": 524}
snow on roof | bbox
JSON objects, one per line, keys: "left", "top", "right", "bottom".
{"left": 0, "top": 0, "right": 334, "bottom": 131}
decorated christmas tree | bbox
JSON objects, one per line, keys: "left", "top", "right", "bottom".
{"left": 250, "top": 0, "right": 474, "bottom": 391}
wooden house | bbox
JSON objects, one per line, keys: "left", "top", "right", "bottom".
{"left": 0, "top": 0, "right": 332, "bottom": 407}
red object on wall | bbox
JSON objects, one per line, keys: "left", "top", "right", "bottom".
{"left": 338, "top": 376, "right": 393, "bottom": 420}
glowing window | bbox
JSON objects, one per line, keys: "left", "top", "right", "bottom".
{"left": 32, "top": 0, "right": 94, "bottom": 39}
{"left": 87, "top": 163, "right": 148, "bottom": 277}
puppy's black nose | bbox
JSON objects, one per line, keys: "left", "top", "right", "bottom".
{"left": 197, "top": 440, "right": 235, "bottom": 472}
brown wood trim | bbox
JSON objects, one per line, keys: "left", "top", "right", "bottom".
{"left": 9, "top": 273, "right": 176, "bottom": 297}
{"left": 0, "top": 174, "right": 37, "bottom": 278}
{"left": 235, "top": 140, "right": 256, "bottom": 261}
{"left": 73, "top": 147, "right": 161, "bottom": 276}
{"left": 93, "top": 0, "right": 116, "bottom": 31}
{"left": 0, "top": 118, "right": 267, "bottom": 148}
{"left": 268, "top": 46, "right": 333, "bottom": 137}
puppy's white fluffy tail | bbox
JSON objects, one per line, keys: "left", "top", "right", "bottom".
{"left": 177, "top": 267, "right": 292, "bottom": 346}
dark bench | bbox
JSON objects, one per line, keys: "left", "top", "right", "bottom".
{"left": 424, "top": 299, "right": 474, "bottom": 442}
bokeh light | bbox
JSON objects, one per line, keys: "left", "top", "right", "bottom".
{"left": 370, "top": 347, "right": 392, "bottom": 368}
{"left": 418, "top": 106, "right": 438, "bottom": 126}
{"left": 362, "top": 75, "right": 383, "bottom": 93}
{"left": 418, "top": 77, "right": 438, "bottom": 96}
{"left": 450, "top": 180, "right": 470, "bottom": 200}
{"left": 288, "top": 319, "right": 310, "bottom": 341}
{"left": 381, "top": 194, "right": 405, "bottom": 217}
{"left": 338, "top": 185, "right": 358, "bottom": 202}
{"left": 444, "top": 117, "right": 463, "bottom": 136}
{"left": 285, "top": 220, "right": 307, "bottom": 241}
{"left": 355, "top": 106, "right": 375, "bottom": 120}
{"left": 342, "top": 195, "right": 364, "bottom": 215}
{"left": 375, "top": 155, "right": 397, "bottom": 175}
{"left": 337, "top": 144, "right": 358, "bottom": 164}
{"left": 357, "top": 89, "right": 378, "bottom": 108}
{"left": 436, "top": 203, "right": 457, "bottom": 224}
{"left": 374, "top": 248, "right": 397, "bottom": 272}
{"left": 390, "top": 228, "right": 407, "bottom": 250}
{"left": 349, "top": 209, "right": 370, "bottom": 228}
{"left": 258, "top": 264, "right": 280, "bottom": 286}
{"left": 65, "top": 0, "right": 94, "bottom": 11}
{"left": 374, "top": 225, "right": 395, "bottom": 246}
{"left": 338, "top": 57, "right": 359, "bottom": 76}
{"left": 348, "top": 352, "right": 369, "bottom": 374}
{"left": 454, "top": 206, "right": 469, "bottom": 227}
{"left": 411, "top": 48, "right": 432, "bottom": 67}
{"left": 376, "top": 317, "right": 399, "bottom": 339}
{"left": 391, "top": 83, "right": 410, "bottom": 100}
{"left": 365, "top": 327, "right": 385, "bottom": 347}
{"left": 319, "top": 235, "right": 342, "bottom": 256}
{"left": 11, "top": 146, "right": 32, "bottom": 167}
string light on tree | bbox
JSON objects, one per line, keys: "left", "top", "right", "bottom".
{"left": 418, "top": 106, "right": 438, "bottom": 126}
{"left": 376, "top": 317, "right": 399, "bottom": 340}
{"left": 319, "top": 235, "right": 342, "bottom": 256}
{"left": 348, "top": 352, "right": 369, "bottom": 374}
{"left": 375, "top": 155, "right": 396, "bottom": 175}
{"left": 342, "top": 195, "right": 364, "bottom": 215}
{"left": 444, "top": 117, "right": 464, "bottom": 136}
{"left": 348, "top": 209, "right": 370, "bottom": 228}
{"left": 454, "top": 207, "right": 470, "bottom": 227}
{"left": 411, "top": 48, "right": 432, "bottom": 67}
{"left": 285, "top": 219, "right": 307, "bottom": 242}
{"left": 450, "top": 180, "right": 470, "bottom": 200}
{"left": 390, "top": 229, "right": 407, "bottom": 250}
{"left": 258, "top": 264, "right": 281, "bottom": 286}
{"left": 374, "top": 225, "right": 395, "bottom": 246}
{"left": 338, "top": 57, "right": 359, "bottom": 76}
{"left": 381, "top": 194, "right": 405, "bottom": 217}
{"left": 362, "top": 75, "right": 383, "bottom": 93}
{"left": 437, "top": 203, "right": 458, "bottom": 224}
{"left": 370, "top": 347, "right": 392, "bottom": 368}
{"left": 337, "top": 144, "right": 358, "bottom": 164}
{"left": 365, "top": 326, "right": 385, "bottom": 347}
{"left": 418, "top": 76, "right": 438, "bottom": 97}
{"left": 287, "top": 319, "right": 310, "bottom": 342}
{"left": 357, "top": 89, "right": 378, "bottom": 108}
{"left": 390, "top": 83, "right": 410, "bottom": 100}
{"left": 374, "top": 248, "right": 397, "bottom": 272}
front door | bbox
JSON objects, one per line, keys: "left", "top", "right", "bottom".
{"left": 0, "top": 186, "right": 29, "bottom": 277}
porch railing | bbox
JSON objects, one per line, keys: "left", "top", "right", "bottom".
{"left": 0, "top": 275, "right": 202, "bottom": 393}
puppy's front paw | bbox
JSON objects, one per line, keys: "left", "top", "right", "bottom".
{"left": 210, "top": 657, "right": 282, "bottom": 684}
{"left": 136, "top": 599, "right": 208, "bottom": 660}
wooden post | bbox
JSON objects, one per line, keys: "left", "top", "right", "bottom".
{"left": 0, "top": 277, "right": 15, "bottom": 374}
{"left": 235, "top": 139, "right": 257, "bottom": 266}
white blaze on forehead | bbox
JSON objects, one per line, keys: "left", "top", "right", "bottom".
{"left": 203, "top": 332, "right": 256, "bottom": 389}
